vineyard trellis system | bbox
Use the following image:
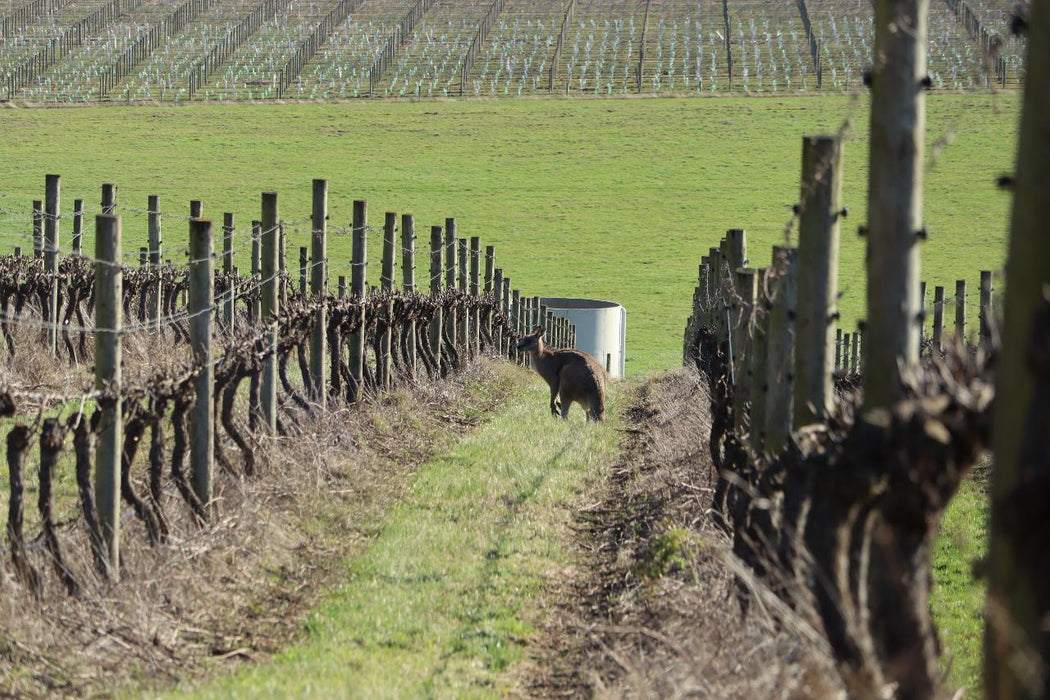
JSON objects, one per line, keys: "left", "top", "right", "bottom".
{"left": 681, "top": 1, "right": 1048, "bottom": 695}
{"left": 0, "top": 176, "right": 579, "bottom": 594}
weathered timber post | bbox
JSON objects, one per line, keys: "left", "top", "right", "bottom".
{"left": 251, "top": 221, "right": 262, "bottom": 324}
{"left": 457, "top": 238, "right": 469, "bottom": 352}
{"left": 932, "top": 285, "right": 944, "bottom": 353}
{"left": 72, "top": 199, "right": 84, "bottom": 256}
{"left": 188, "top": 217, "right": 214, "bottom": 508}
{"left": 512, "top": 290, "right": 522, "bottom": 364}
{"left": 919, "top": 280, "right": 928, "bottom": 354}
{"left": 493, "top": 267, "right": 504, "bottom": 353}
{"left": 851, "top": 330, "right": 860, "bottom": 375}
{"left": 278, "top": 222, "right": 288, "bottom": 307}
{"left": 380, "top": 211, "right": 396, "bottom": 391}
{"left": 148, "top": 195, "right": 162, "bottom": 331}
{"left": 261, "top": 193, "right": 279, "bottom": 434}
{"left": 502, "top": 277, "right": 512, "bottom": 358}
{"left": 338, "top": 276, "right": 346, "bottom": 298}
{"left": 401, "top": 213, "right": 416, "bottom": 378}
{"left": 223, "top": 212, "right": 235, "bottom": 334}
{"left": 835, "top": 327, "right": 844, "bottom": 372}
{"left": 793, "top": 136, "right": 843, "bottom": 428}
{"left": 864, "top": 0, "right": 928, "bottom": 410}
{"left": 484, "top": 245, "right": 495, "bottom": 350}
{"left": 44, "top": 175, "right": 60, "bottom": 358}
{"left": 988, "top": 3, "right": 1050, "bottom": 692}
{"left": 979, "top": 270, "right": 993, "bottom": 343}
{"left": 843, "top": 333, "right": 853, "bottom": 375}
{"left": 95, "top": 214, "right": 122, "bottom": 579}
{"left": 430, "top": 226, "right": 444, "bottom": 375}
{"left": 749, "top": 268, "right": 770, "bottom": 453}
{"left": 444, "top": 218, "right": 457, "bottom": 353}
{"left": 32, "top": 200, "right": 42, "bottom": 258}
{"left": 299, "top": 247, "right": 308, "bottom": 295}
{"left": 349, "top": 200, "right": 367, "bottom": 399}
{"left": 717, "top": 238, "right": 731, "bottom": 347}
{"left": 764, "top": 245, "right": 798, "bottom": 456}
{"left": 189, "top": 199, "right": 202, "bottom": 219}
{"left": 310, "top": 179, "right": 328, "bottom": 406}
{"left": 706, "top": 246, "right": 721, "bottom": 332}
{"left": 955, "top": 279, "right": 966, "bottom": 340}
{"left": 470, "top": 236, "right": 480, "bottom": 356}
{"left": 733, "top": 267, "right": 756, "bottom": 435}
{"left": 101, "top": 183, "right": 116, "bottom": 215}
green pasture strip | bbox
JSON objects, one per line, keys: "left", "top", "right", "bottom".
{"left": 932, "top": 475, "right": 989, "bottom": 696}
{"left": 0, "top": 94, "right": 1019, "bottom": 372}
{"left": 169, "top": 379, "right": 621, "bottom": 698}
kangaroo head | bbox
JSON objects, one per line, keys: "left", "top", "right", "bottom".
{"left": 516, "top": 324, "right": 546, "bottom": 353}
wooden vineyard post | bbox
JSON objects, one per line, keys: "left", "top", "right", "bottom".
{"left": 380, "top": 211, "right": 396, "bottom": 391}
{"left": 349, "top": 200, "right": 367, "bottom": 399}
{"left": 955, "top": 279, "right": 966, "bottom": 340}
{"left": 502, "top": 277, "right": 512, "bottom": 358}
{"left": 189, "top": 199, "right": 203, "bottom": 219}
{"left": 835, "top": 328, "right": 843, "bottom": 372}
{"left": 402, "top": 213, "right": 416, "bottom": 378}
{"left": 223, "top": 213, "right": 235, "bottom": 334}
{"left": 717, "top": 239, "right": 730, "bottom": 347}
{"left": 732, "top": 267, "right": 756, "bottom": 434}
{"left": 444, "top": 218, "right": 457, "bottom": 354}
{"left": 512, "top": 290, "right": 522, "bottom": 364}
{"left": 793, "top": 136, "right": 842, "bottom": 428}
{"left": 706, "top": 246, "right": 720, "bottom": 333}
{"left": 278, "top": 222, "right": 287, "bottom": 307}
{"left": 484, "top": 245, "right": 495, "bottom": 351}
{"left": 32, "top": 199, "right": 42, "bottom": 258}
{"left": 310, "top": 179, "right": 328, "bottom": 406}
{"left": 919, "top": 280, "right": 928, "bottom": 354}
{"left": 749, "top": 268, "right": 770, "bottom": 453}
{"left": 763, "top": 245, "right": 798, "bottom": 456}
{"left": 470, "top": 237, "right": 480, "bottom": 357}
{"left": 251, "top": 221, "right": 261, "bottom": 323}
{"left": 94, "top": 213, "right": 122, "bottom": 579}
{"left": 864, "top": 0, "right": 928, "bottom": 410}
{"left": 188, "top": 217, "right": 214, "bottom": 509}
{"left": 932, "top": 285, "right": 944, "bottom": 353}
{"left": 299, "top": 247, "right": 308, "bottom": 295}
{"left": 72, "top": 199, "right": 84, "bottom": 256}
{"left": 979, "top": 270, "right": 993, "bottom": 343}
{"left": 458, "top": 238, "right": 468, "bottom": 352}
{"left": 493, "top": 267, "right": 504, "bottom": 353}
{"left": 44, "top": 174, "right": 60, "bottom": 358}
{"left": 851, "top": 330, "right": 860, "bottom": 375}
{"left": 260, "top": 193, "right": 279, "bottom": 434}
{"left": 148, "top": 195, "right": 162, "bottom": 331}
{"left": 430, "top": 226, "right": 444, "bottom": 376}
{"left": 101, "top": 183, "right": 116, "bottom": 214}
{"left": 988, "top": 2, "right": 1050, "bottom": 692}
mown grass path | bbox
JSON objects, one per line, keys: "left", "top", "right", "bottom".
{"left": 171, "top": 380, "right": 621, "bottom": 698}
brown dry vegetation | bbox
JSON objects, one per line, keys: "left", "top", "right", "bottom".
{"left": 523, "top": 370, "right": 843, "bottom": 698}
{"left": 0, "top": 331, "right": 522, "bottom": 697}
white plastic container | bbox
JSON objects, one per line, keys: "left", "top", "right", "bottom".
{"left": 540, "top": 297, "right": 627, "bottom": 379}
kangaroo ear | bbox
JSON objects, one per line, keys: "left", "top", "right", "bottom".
{"left": 534, "top": 324, "right": 546, "bottom": 337}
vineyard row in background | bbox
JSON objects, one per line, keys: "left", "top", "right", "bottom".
{"left": 1, "top": 175, "right": 577, "bottom": 597}
{"left": 0, "top": 0, "right": 1027, "bottom": 103}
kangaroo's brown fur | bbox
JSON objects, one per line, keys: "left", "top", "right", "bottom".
{"left": 516, "top": 324, "right": 607, "bottom": 421}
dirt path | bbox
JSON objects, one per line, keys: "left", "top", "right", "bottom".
{"left": 520, "top": 370, "right": 840, "bottom": 697}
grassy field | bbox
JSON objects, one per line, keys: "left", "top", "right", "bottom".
{"left": 0, "top": 93, "right": 1021, "bottom": 372}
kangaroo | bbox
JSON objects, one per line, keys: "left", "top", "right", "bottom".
{"left": 516, "top": 324, "right": 607, "bottom": 421}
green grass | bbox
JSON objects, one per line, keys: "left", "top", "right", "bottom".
{"left": 932, "top": 476, "right": 989, "bottom": 695}
{"left": 0, "top": 93, "right": 1021, "bottom": 372}
{"left": 166, "top": 375, "right": 621, "bottom": 697}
